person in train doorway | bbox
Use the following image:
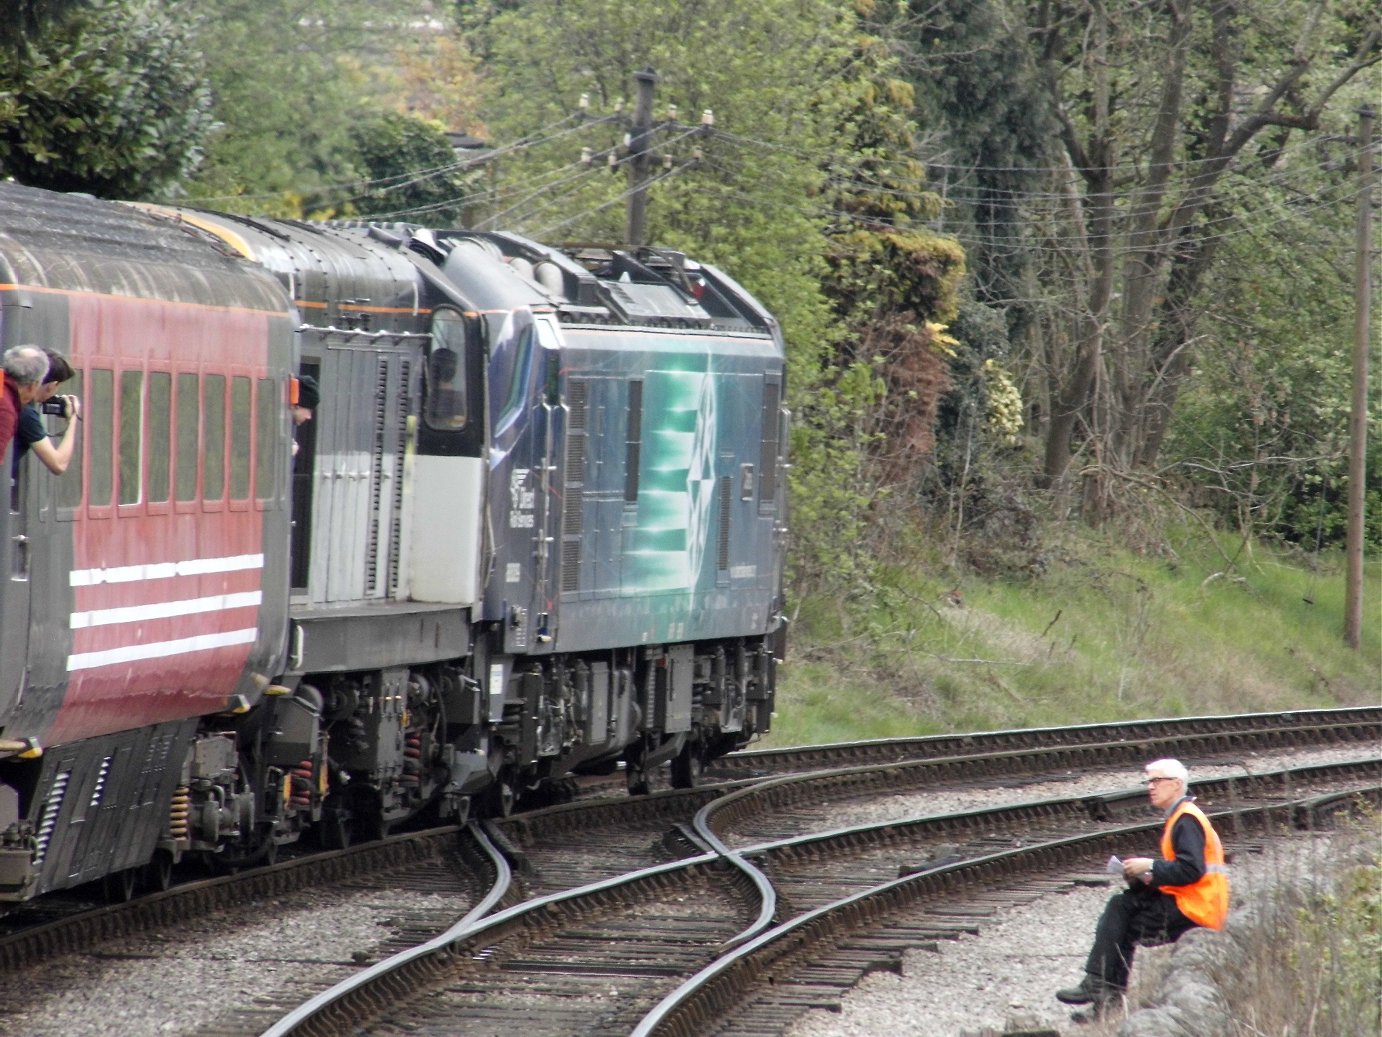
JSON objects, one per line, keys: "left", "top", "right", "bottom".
{"left": 1055, "top": 758, "right": 1229, "bottom": 1017}
{"left": 291, "top": 373, "right": 319, "bottom": 458}
{"left": 1, "top": 345, "right": 49, "bottom": 463}
{"left": 12, "top": 348, "right": 82, "bottom": 480}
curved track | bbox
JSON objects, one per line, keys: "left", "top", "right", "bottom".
{"left": 261, "top": 756, "right": 1380, "bottom": 1037}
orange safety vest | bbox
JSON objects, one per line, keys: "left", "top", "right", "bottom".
{"left": 1158, "top": 799, "right": 1229, "bottom": 930}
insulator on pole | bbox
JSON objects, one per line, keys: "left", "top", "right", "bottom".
{"left": 614, "top": 97, "right": 625, "bottom": 114}
{"left": 581, "top": 146, "right": 593, "bottom": 166}
{"left": 608, "top": 152, "right": 619, "bottom": 171}
{"left": 667, "top": 104, "right": 678, "bottom": 121}
{"left": 701, "top": 109, "right": 715, "bottom": 127}
{"left": 579, "top": 92, "right": 590, "bottom": 111}
{"left": 663, "top": 153, "right": 673, "bottom": 170}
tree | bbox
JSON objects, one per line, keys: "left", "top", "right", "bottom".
{"left": 1166, "top": 127, "right": 1382, "bottom": 550}
{"left": 350, "top": 112, "right": 476, "bottom": 226}
{"left": 180, "top": 0, "right": 457, "bottom": 216}
{"left": 1027, "top": 1, "right": 1379, "bottom": 518}
{"left": 0, "top": 0, "right": 213, "bottom": 198}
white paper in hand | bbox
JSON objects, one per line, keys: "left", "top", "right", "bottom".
{"left": 1106, "top": 855, "right": 1123, "bottom": 874}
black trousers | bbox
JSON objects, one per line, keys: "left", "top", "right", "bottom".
{"left": 1084, "top": 883, "right": 1197, "bottom": 988}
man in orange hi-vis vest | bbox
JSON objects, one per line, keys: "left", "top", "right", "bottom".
{"left": 1056, "top": 758, "right": 1230, "bottom": 1014}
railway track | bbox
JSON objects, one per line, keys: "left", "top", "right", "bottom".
{"left": 635, "top": 765, "right": 1382, "bottom": 1037}
{"left": 257, "top": 758, "right": 1381, "bottom": 1037}
{"left": 1, "top": 710, "right": 1376, "bottom": 1036}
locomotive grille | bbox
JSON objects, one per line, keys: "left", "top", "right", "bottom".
{"left": 365, "top": 360, "right": 389, "bottom": 595}
{"left": 32, "top": 770, "right": 70, "bottom": 868}
{"left": 387, "top": 359, "right": 410, "bottom": 597}
{"left": 758, "top": 380, "right": 780, "bottom": 510}
{"left": 624, "top": 379, "right": 643, "bottom": 503}
{"left": 561, "top": 379, "right": 588, "bottom": 594}
{"left": 718, "top": 475, "right": 732, "bottom": 572}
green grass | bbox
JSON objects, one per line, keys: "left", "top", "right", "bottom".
{"left": 765, "top": 521, "right": 1380, "bottom": 747}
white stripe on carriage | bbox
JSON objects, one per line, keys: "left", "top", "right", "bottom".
{"left": 67, "top": 628, "right": 260, "bottom": 671}
{"left": 69, "top": 554, "right": 265, "bottom": 587}
{"left": 70, "top": 591, "right": 264, "bottom": 630}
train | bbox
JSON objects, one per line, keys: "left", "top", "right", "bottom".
{"left": 0, "top": 180, "right": 788, "bottom": 903}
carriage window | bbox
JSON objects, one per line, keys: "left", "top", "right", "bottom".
{"left": 88, "top": 369, "right": 114, "bottom": 507}
{"left": 147, "top": 372, "right": 171, "bottom": 504}
{"left": 57, "top": 370, "right": 84, "bottom": 510}
{"left": 230, "top": 375, "right": 251, "bottom": 500}
{"left": 119, "top": 371, "right": 143, "bottom": 505}
{"left": 203, "top": 374, "right": 225, "bottom": 500}
{"left": 175, "top": 373, "right": 199, "bottom": 501}
{"left": 255, "top": 377, "right": 276, "bottom": 501}
{"left": 425, "top": 308, "right": 467, "bottom": 430}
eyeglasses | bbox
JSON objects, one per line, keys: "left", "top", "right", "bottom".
{"left": 1146, "top": 777, "right": 1176, "bottom": 786}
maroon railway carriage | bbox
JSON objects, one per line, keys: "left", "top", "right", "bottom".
{"left": 0, "top": 184, "right": 297, "bottom": 899}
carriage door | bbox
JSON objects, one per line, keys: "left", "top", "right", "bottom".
{"left": 0, "top": 446, "right": 31, "bottom": 718}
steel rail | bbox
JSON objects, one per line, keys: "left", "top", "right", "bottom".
{"left": 632, "top": 778, "right": 1382, "bottom": 1037}
{"left": 257, "top": 758, "right": 1379, "bottom": 1037}
{"left": 721, "top": 706, "right": 1382, "bottom": 772}
{"left": 258, "top": 820, "right": 513, "bottom": 1037}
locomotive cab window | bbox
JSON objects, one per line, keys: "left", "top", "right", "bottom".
{"left": 424, "top": 307, "right": 467, "bottom": 431}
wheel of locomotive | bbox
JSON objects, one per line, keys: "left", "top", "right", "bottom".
{"left": 353, "top": 792, "right": 392, "bottom": 842}
{"left": 320, "top": 806, "right": 353, "bottom": 850}
{"left": 102, "top": 866, "right": 138, "bottom": 903}
{"left": 141, "top": 850, "right": 174, "bottom": 893}
{"left": 481, "top": 774, "right": 517, "bottom": 817}
{"left": 669, "top": 740, "right": 703, "bottom": 789}
{"left": 625, "top": 763, "right": 652, "bottom": 796}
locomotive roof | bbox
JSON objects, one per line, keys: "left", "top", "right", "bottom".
{"left": 145, "top": 208, "right": 429, "bottom": 332}
{"left": 439, "top": 232, "right": 778, "bottom": 337}
{"left": 0, "top": 183, "right": 289, "bottom": 313}
{"left": 327, "top": 222, "right": 779, "bottom": 339}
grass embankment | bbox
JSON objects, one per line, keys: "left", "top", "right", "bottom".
{"left": 767, "top": 520, "right": 1380, "bottom": 746}
{"left": 767, "top": 518, "right": 1380, "bottom": 1035}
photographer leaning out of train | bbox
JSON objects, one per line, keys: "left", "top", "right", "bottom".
{"left": 11, "top": 347, "right": 81, "bottom": 480}
{"left": 1, "top": 344, "right": 50, "bottom": 462}
{"left": 1055, "top": 758, "right": 1230, "bottom": 1015}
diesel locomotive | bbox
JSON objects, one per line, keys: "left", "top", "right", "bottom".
{"left": 0, "top": 181, "right": 787, "bottom": 903}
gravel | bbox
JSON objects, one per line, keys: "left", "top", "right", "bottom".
{"left": 3, "top": 745, "right": 1374, "bottom": 1037}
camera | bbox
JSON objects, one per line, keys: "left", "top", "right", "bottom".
{"left": 41, "top": 399, "right": 67, "bottom": 416}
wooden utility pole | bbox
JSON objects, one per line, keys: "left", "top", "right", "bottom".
{"left": 625, "top": 68, "right": 658, "bottom": 249}
{"left": 1345, "top": 105, "right": 1374, "bottom": 650}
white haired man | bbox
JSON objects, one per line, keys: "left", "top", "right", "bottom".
{"left": 1, "top": 345, "right": 49, "bottom": 460}
{"left": 1055, "top": 758, "right": 1230, "bottom": 1013}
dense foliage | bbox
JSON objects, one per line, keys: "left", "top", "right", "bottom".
{"left": 0, "top": 0, "right": 213, "bottom": 197}
{"left": 3, "top": 0, "right": 1376, "bottom": 595}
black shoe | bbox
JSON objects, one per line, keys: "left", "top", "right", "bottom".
{"left": 1056, "top": 974, "right": 1123, "bottom": 1006}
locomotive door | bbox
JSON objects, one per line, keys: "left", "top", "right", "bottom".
{"left": 486, "top": 310, "right": 563, "bottom": 652}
